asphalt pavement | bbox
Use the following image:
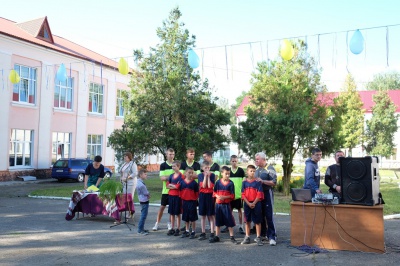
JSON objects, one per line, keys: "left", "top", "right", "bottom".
{"left": 0, "top": 179, "right": 399, "bottom": 266}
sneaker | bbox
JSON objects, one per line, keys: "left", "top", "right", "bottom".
{"left": 174, "top": 229, "right": 180, "bottom": 236}
{"left": 167, "top": 222, "right": 172, "bottom": 230}
{"left": 210, "top": 236, "right": 220, "bottom": 243}
{"left": 241, "top": 237, "right": 250, "bottom": 245}
{"left": 167, "top": 229, "right": 175, "bottom": 236}
{"left": 152, "top": 223, "right": 159, "bottom": 231}
{"left": 198, "top": 233, "right": 207, "bottom": 241}
{"left": 269, "top": 239, "right": 277, "bottom": 246}
{"left": 230, "top": 236, "right": 238, "bottom": 244}
{"left": 181, "top": 231, "right": 190, "bottom": 238}
{"left": 254, "top": 236, "right": 268, "bottom": 243}
{"left": 189, "top": 232, "right": 196, "bottom": 239}
{"left": 208, "top": 233, "right": 215, "bottom": 243}
{"left": 255, "top": 237, "right": 263, "bottom": 246}
{"left": 239, "top": 227, "right": 245, "bottom": 235}
{"left": 137, "top": 231, "right": 149, "bottom": 236}
{"left": 221, "top": 226, "right": 229, "bottom": 233}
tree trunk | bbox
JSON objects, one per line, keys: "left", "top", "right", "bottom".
{"left": 282, "top": 159, "right": 293, "bottom": 196}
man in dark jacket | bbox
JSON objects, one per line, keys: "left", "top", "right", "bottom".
{"left": 324, "top": 150, "right": 345, "bottom": 198}
{"left": 303, "top": 148, "right": 322, "bottom": 197}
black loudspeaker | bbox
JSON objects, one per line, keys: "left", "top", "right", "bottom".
{"left": 339, "top": 156, "right": 380, "bottom": 206}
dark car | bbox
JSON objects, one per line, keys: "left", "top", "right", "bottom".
{"left": 51, "top": 158, "right": 112, "bottom": 182}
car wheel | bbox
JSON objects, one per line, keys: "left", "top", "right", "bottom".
{"left": 77, "top": 173, "right": 85, "bottom": 182}
{"left": 105, "top": 171, "right": 111, "bottom": 178}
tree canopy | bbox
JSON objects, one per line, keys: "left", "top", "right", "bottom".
{"left": 365, "top": 90, "right": 399, "bottom": 157}
{"left": 366, "top": 71, "right": 400, "bottom": 91}
{"left": 231, "top": 40, "right": 343, "bottom": 195}
{"left": 108, "top": 8, "right": 230, "bottom": 162}
{"left": 337, "top": 74, "right": 364, "bottom": 156}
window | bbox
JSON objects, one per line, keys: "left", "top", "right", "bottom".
{"left": 116, "top": 89, "right": 124, "bottom": 117}
{"left": 88, "top": 83, "right": 103, "bottom": 114}
{"left": 87, "top": 134, "right": 103, "bottom": 160}
{"left": 54, "top": 78, "right": 73, "bottom": 109}
{"left": 9, "top": 129, "right": 33, "bottom": 167}
{"left": 52, "top": 132, "right": 71, "bottom": 163}
{"left": 12, "top": 65, "right": 37, "bottom": 104}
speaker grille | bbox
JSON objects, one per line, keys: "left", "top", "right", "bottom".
{"left": 345, "top": 181, "right": 367, "bottom": 202}
{"left": 346, "top": 160, "right": 366, "bottom": 180}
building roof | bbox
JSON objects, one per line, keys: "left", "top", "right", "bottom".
{"left": 0, "top": 16, "right": 119, "bottom": 70}
{"left": 236, "top": 90, "right": 400, "bottom": 117}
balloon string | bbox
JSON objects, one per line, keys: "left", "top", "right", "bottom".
{"left": 83, "top": 62, "right": 86, "bottom": 91}
{"left": 386, "top": 27, "right": 389, "bottom": 67}
{"left": 346, "top": 31, "right": 349, "bottom": 73}
{"left": 317, "top": 34, "right": 321, "bottom": 68}
{"left": 225, "top": 45, "right": 228, "bottom": 79}
{"left": 201, "top": 49, "right": 204, "bottom": 81}
{"left": 100, "top": 60, "right": 103, "bottom": 88}
{"left": 1, "top": 69, "right": 4, "bottom": 90}
{"left": 46, "top": 65, "right": 49, "bottom": 90}
{"left": 249, "top": 43, "right": 255, "bottom": 70}
{"left": 260, "top": 41, "right": 264, "bottom": 62}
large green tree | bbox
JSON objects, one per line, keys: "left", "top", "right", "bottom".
{"left": 231, "top": 41, "right": 343, "bottom": 195}
{"left": 365, "top": 90, "right": 399, "bottom": 157}
{"left": 108, "top": 8, "right": 230, "bottom": 161}
{"left": 366, "top": 71, "right": 400, "bottom": 91}
{"left": 338, "top": 74, "right": 364, "bottom": 156}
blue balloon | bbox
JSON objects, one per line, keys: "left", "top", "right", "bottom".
{"left": 350, "top": 30, "right": 364, "bottom": 55}
{"left": 56, "top": 63, "right": 67, "bottom": 82}
{"left": 188, "top": 49, "right": 200, "bottom": 68}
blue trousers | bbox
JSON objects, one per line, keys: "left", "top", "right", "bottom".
{"left": 261, "top": 190, "right": 276, "bottom": 240}
{"left": 138, "top": 202, "right": 149, "bottom": 233}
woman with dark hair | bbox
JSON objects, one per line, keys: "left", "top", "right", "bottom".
{"left": 84, "top": 155, "right": 105, "bottom": 189}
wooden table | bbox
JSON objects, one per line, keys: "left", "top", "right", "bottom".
{"left": 290, "top": 202, "right": 385, "bottom": 253}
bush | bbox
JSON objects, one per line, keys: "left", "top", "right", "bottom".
{"left": 275, "top": 177, "right": 305, "bottom": 192}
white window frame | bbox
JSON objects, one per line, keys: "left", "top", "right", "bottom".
{"left": 87, "top": 134, "right": 103, "bottom": 160}
{"left": 88, "top": 83, "right": 103, "bottom": 114}
{"left": 116, "top": 89, "right": 124, "bottom": 117}
{"left": 54, "top": 77, "right": 73, "bottom": 110}
{"left": 9, "top": 129, "right": 33, "bottom": 168}
{"left": 12, "top": 64, "right": 37, "bottom": 105}
{"left": 52, "top": 132, "right": 72, "bottom": 163}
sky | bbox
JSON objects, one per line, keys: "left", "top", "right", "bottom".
{"left": 2, "top": 0, "right": 400, "bottom": 103}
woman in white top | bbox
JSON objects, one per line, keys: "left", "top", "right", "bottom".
{"left": 120, "top": 152, "right": 138, "bottom": 218}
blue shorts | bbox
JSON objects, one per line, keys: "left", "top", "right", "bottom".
{"left": 198, "top": 193, "right": 215, "bottom": 216}
{"left": 243, "top": 201, "right": 262, "bottom": 224}
{"left": 182, "top": 200, "right": 198, "bottom": 222}
{"left": 215, "top": 203, "right": 236, "bottom": 227}
{"left": 168, "top": 195, "right": 181, "bottom": 215}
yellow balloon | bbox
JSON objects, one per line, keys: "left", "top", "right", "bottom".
{"left": 280, "top": 39, "right": 294, "bottom": 61}
{"left": 118, "top": 58, "right": 129, "bottom": 75}
{"left": 9, "top": 70, "right": 20, "bottom": 84}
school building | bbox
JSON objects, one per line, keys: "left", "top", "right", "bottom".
{"left": 0, "top": 16, "right": 130, "bottom": 181}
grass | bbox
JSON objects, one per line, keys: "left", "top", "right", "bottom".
{"left": 30, "top": 171, "right": 400, "bottom": 215}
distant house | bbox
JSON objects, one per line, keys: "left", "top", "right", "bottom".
{"left": 0, "top": 16, "right": 130, "bottom": 181}
{"left": 235, "top": 91, "right": 400, "bottom": 166}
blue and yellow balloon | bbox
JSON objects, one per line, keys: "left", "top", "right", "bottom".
{"left": 188, "top": 49, "right": 200, "bottom": 68}
{"left": 56, "top": 63, "right": 67, "bottom": 82}
{"left": 349, "top": 29, "right": 364, "bottom": 55}
{"left": 118, "top": 58, "right": 129, "bottom": 75}
{"left": 280, "top": 39, "right": 294, "bottom": 61}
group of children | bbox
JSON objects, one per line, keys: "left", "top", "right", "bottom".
{"left": 135, "top": 148, "right": 271, "bottom": 246}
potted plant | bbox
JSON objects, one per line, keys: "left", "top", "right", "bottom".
{"left": 98, "top": 177, "right": 123, "bottom": 204}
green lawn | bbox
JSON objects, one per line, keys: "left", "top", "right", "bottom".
{"left": 30, "top": 171, "right": 400, "bottom": 215}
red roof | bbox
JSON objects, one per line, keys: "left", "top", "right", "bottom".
{"left": 236, "top": 90, "right": 400, "bottom": 117}
{"left": 0, "top": 16, "right": 119, "bottom": 70}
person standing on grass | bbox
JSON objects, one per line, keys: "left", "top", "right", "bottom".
{"left": 153, "top": 148, "right": 175, "bottom": 231}
{"left": 303, "top": 147, "right": 323, "bottom": 197}
{"left": 166, "top": 161, "right": 184, "bottom": 236}
{"left": 136, "top": 169, "right": 150, "bottom": 235}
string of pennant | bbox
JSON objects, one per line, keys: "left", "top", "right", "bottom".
{"left": 2, "top": 22, "right": 400, "bottom": 87}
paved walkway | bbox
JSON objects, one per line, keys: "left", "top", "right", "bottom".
{"left": 0, "top": 179, "right": 399, "bottom": 265}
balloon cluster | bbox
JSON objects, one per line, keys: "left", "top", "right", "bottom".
{"left": 56, "top": 63, "right": 67, "bottom": 82}
{"left": 9, "top": 70, "right": 20, "bottom": 84}
{"left": 118, "top": 58, "right": 129, "bottom": 75}
{"left": 187, "top": 49, "right": 200, "bottom": 68}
